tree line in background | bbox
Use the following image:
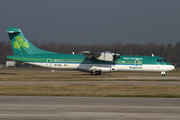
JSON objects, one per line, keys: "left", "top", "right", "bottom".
{"left": 0, "top": 41, "right": 180, "bottom": 65}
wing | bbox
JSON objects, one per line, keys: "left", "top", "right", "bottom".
{"left": 81, "top": 51, "right": 120, "bottom": 62}
{"left": 80, "top": 51, "right": 101, "bottom": 59}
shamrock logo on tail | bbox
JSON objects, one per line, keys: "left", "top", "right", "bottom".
{"left": 13, "top": 36, "right": 29, "bottom": 51}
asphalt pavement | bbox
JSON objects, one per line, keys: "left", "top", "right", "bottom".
{"left": 0, "top": 80, "right": 180, "bottom": 85}
{"left": 0, "top": 96, "right": 180, "bottom": 120}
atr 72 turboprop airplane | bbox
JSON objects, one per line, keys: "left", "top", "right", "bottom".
{"left": 6, "top": 27, "right": 174, "bottom": 76}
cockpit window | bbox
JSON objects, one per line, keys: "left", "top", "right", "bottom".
{"left": 157, "top": 59, "right": 166, "bottom": 62}
{"left": 163, "top": 59, "right": 166, "bottom": 62}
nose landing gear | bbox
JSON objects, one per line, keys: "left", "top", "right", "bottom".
{"left": 161, "top": 72, "right": 165, "bottom": 76}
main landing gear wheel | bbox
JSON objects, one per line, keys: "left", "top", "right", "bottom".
{"left": 92, "top": 70, "right": 101, "bottom": 75}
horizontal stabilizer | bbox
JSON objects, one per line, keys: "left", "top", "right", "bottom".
{"left": 7, "top": 27, "right": 21, "bottom": 33}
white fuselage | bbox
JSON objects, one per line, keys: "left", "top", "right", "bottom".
{"left": 26, "top": 62, "right": 175, "bottom": 73}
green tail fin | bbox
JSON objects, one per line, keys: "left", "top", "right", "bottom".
{"left": 7, "top": 27, "right": 57, "bottom": 55}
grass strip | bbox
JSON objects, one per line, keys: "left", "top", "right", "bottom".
{"left": 0, "top": 84, "right": 179, "bottom": 98}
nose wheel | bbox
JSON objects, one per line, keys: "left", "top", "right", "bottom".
{"left": 161, "top": 72, "right": 165, "bottom": 76}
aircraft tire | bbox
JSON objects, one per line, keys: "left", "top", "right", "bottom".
{"left": 92, "top": 71, "right": 101, "bottom": 75}
{"left": 91, "top": 71, "right": 95, "bottom": 75}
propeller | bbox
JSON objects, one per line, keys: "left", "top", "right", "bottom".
{"left": 120, "top": 51, "right": 122, "bottom": 55}
{"left": 113, "top": 51, "right": 120, "bottom": 66}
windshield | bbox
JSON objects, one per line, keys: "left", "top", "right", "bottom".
{"left": 157, "top": 59, "right": 166, "bottom": 62}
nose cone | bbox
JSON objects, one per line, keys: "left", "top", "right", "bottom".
{"left": 170, "top": 65, "right": 175, "bottom": 71}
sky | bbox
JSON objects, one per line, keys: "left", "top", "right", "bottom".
{"left": 0, "top": 0, "right": 180, "bottom": 45}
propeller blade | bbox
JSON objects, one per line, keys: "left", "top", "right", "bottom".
{"left": 120, "top": 51, "right": 122, "bottom": 55}
{"left": 113, "top": 54, "right": 120, "bottom": 66}
{"left": 113, "top": 49, "right": 120, "bottom": 66}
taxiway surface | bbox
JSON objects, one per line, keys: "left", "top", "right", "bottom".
{"left": 0, "top": 80, "right": 180, "bottom": 85}
{"left": 97, "top": 76, "right": 180, "bottom": 80}
{"left": 0, "top": 96, "right": 180, "bottom": 120}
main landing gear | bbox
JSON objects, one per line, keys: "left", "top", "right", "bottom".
{"left": 92, "top": 70, "right": 101, "bottom": 75}
{"left": 161, "top": 72, "right": 165, "bottom": 76}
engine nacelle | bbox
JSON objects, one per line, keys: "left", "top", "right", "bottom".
{"left": 96, "top": 52, "right": 114, "bottom": 62}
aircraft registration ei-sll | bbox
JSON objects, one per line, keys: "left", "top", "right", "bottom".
{"left": 6, "top": 27, "right": 174, "bottom": 76}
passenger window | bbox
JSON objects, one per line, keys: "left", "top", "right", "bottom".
{"left": 157, "top": 59, "right": 159, "bottom": 62}
{"left": 71, "top": 60, "right": 73, "bottom": 62}
{"left": 61, "top": 59, "right": 63, "bottom": 62}
{"left": 160, "top": 59, "right": 163, "bottom": 62}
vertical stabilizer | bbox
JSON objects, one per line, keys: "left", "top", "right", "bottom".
{"left": 7, "top": 27, "right": 57, "bottom": 55}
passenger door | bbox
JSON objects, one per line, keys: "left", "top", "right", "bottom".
{"left": 47, "top": 58, "right": 52, "bottom": 67}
